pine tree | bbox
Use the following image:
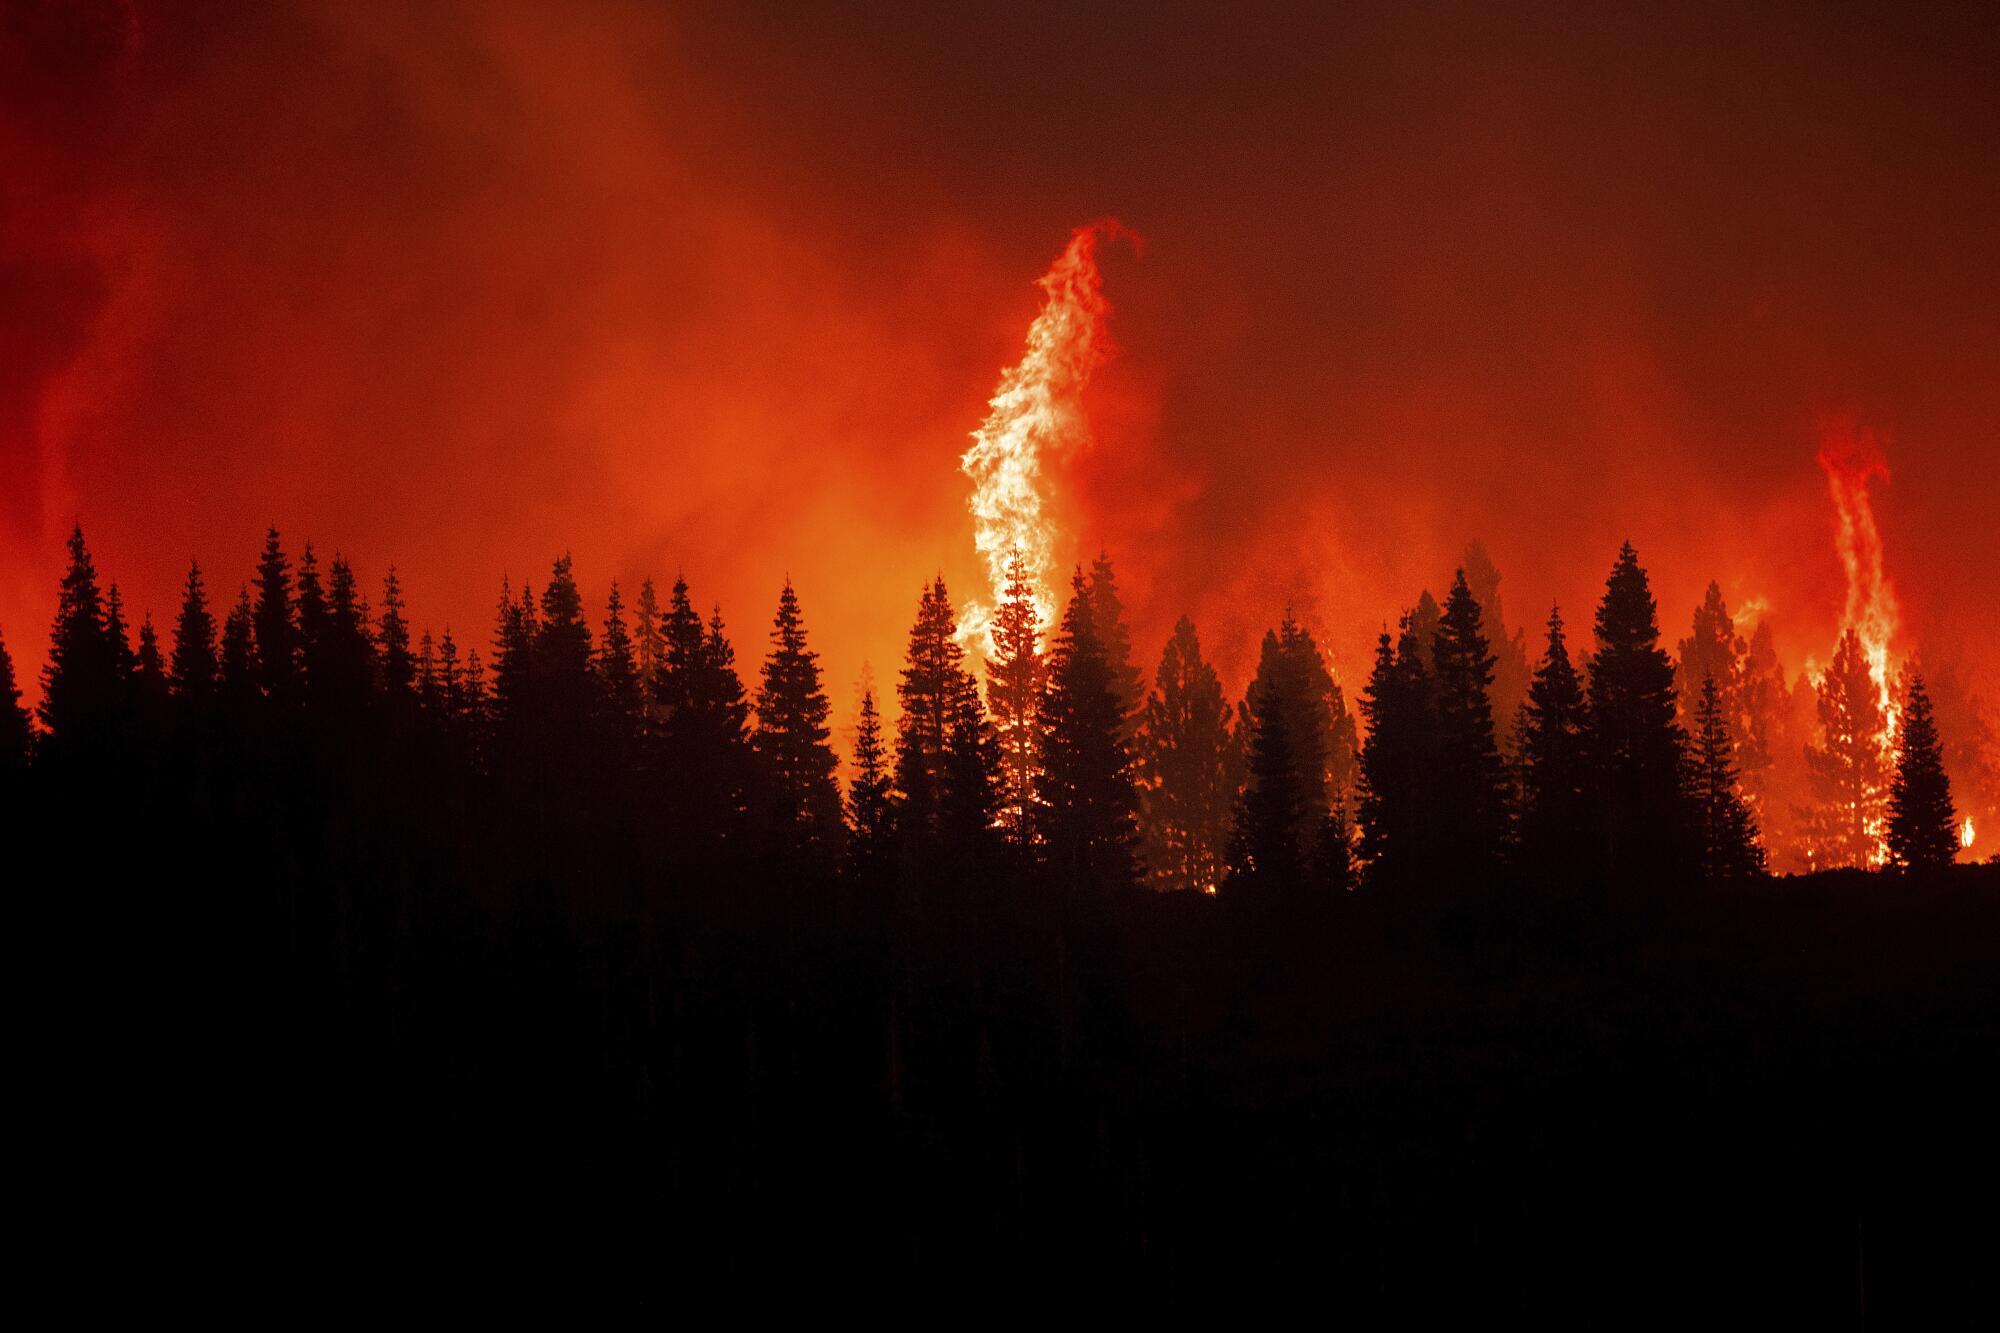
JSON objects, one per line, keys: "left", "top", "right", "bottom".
{"left": 1357, "top": 617, "right": 1441, "bottom": 889}
{"left": 986, "top": 551, "right": 1047, "bottom": 844}
{"left": 894, "top": 577, "right": 976, "bottom": 834}
{"left": 104, "top": 584, "right": 137, "bottom": 683}
{"left": 1675, "top": 581, "right": 1746, "bottom": 740}
{"left": 846, "top": 684, "right": 895, "bottom": 877}
{"left": 535, "top": 556, "right": 598, "bottom": 737}
{"left": 1433, "top": 570, "right": 1510, "bottom": 876}
{"left": 1885, "top": 671, "right": 1958, "bottom": 870}
{"left": 490, "top": 579, "right": 535, "bottom": 732}
{"left": 634, "top": 577, "right": 666, "bottom": 728}
{"left": 39, "top": 525, "right": 123, "bottom": 757}
{"left": 218, "top": 586, "right": 259, "bottom": 720}
{"left": 416, "top": 631, "right": 441, "bottom": 713}
{"left": 1801, "top": 628, "right": 1889, "bottom": 869}
{"left": 251, "top": 527, "right": 298, "bottom": 704}
{"left": 169, "top": 562, "right": 219, "bottom": 702}
{"left": 657, "top": 577, "right": 706, "bottom": 720}
{"left": 378, "top": 566, "right": 416, "bottom": 699}
{"left": 1035, "top": 569, "right": 1138, "bottom": 893}
{"left": 1518, "top": 607, "right": 1590, "bottom": 878}
{"left": 1088, "top": 552, "right": 1144, "bottom": 739}
{"left": 1231, "top": 627, "right": 1312, "bottom": 892}
{"left": 892, "top": 577, "right": 996, "bottom": 859}
{"left": 318, "top": 554, "right": 375, "bottom": 715}
{"left": 653, "top": 579, "right": 755, "bottom": 851}
{"left": 296, "top": 543, "right": 329, "bottom": 686}
{"left": 437, "top": 628, "right": 465, "bottom": 730}
{"left": 1135, "top": 616, "right": 1235, "bottom": 893}
{"left": 1234, "top": 614, "right": 1353, "bottom": 897}
{"left": 1585, "top": 543, "right": 1694, "bottom": 882}
{"left": 135, "top": 613, "right": 171, "bottom": 733}
{"left": 1692, "top": 671, "right": 1764, "bottom": 879}
{"left": 599, "top": 579, "right": 642, "bottom": 727}
{"left": 754, "top": 580, "right": 845, "bottom": 867}
{"left": 0, "top": 625, "right": 30, "bottom": 777}
{"left": 460, "top": 647, "right": 490, "bottom": 749}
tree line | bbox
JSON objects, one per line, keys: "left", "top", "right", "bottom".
{"left": 0, "top": 526, "right": 1971, "bottom": 904}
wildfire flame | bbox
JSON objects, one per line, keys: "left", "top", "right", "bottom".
{"left": 959, "top": 221, "right": 1134, "bottom": 655}
{"left": 1963, "top": 818, "right": 1978, "bottom": 851}
{"left": 1817, "top": 422, "right": 1902, "bottom": 744}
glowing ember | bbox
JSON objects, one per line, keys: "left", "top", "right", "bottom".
{"left": 959, "top": 221, "right": 1133, "bottom": 656}
{"left": 1816, "top": 423, "right": 1902, "bottom": 745}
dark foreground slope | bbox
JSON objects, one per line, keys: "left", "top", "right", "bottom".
{"left": 24, "top": 795, "right": 1998, "bottom": 1318}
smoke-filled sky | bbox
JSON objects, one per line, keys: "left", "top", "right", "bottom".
{"left": 4, "top": 0, "right": 1996, "bottom": 727}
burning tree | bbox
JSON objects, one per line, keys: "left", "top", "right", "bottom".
{"left": 985, "top": 552, "right": 1048, "bottom": 845}
{"left": 1801, "top": 628, "right": 1890, "bottom": 868}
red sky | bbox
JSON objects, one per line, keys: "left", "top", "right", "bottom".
{"left": 4, "top": 0, "right": 1996, "bottom": 737}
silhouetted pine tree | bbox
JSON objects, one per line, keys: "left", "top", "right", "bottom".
{"left": 1585, "top": 543, "right": 1694, "bottom": 883}
{"left": 1231, "top": 615, "right": 1346, "bottom": 898}
{"left": 318, "top": 555, "right": 376, "bottom": 716}
{"left": 218, "top": 586, "right": 259, "bottom": 728}
{"left": 846, "top": 684, "right": 894, "bottom": 879}
{"left": 1357, "top": 620, "right": 1441, "bottom": 889}
{"left": 848, "top": 680, "right": 896, "bottom": 876}
{"left": 654, "top": 579, "right": 755, "bottom": 858}
{"left": 251, "top": 528, "right": 298, "bottom": 706}
{"left": 1518, "top": 607, "right": 1590, "bottom": 878}
{"left": 1088, "top": 552, "right": 1144, "bottom": 739}
{"left": 378, "top": 567, "right": 416, "bottom": 700}
{"left": 754, "top": 580, "right": 845, "bottom": 870}
{"left": 1233, "top": 628, "right": 1310, "bottom": 891}
{"left": 1036, "top": 569, "right": 1138, "bottom": 894}
{"left": 892, "top": 577, "right": 996, "bottom": 863}
{"left": 537, "top": 556, "right": 599, "bottom": 724}
{"left": 986, "top": 551, "right": 1048, "bottom": 845}
{"left": 490, "top": 579, "right": 535, "bottom": 734}
{"left": 1886, "top": 672, "right": 1958, "bottom": 870}
{"left": 135, "top": 614, "right": 170, "bottom": 738}
{"left": 940, "top": 686, "right": 1003, "bottom": 868}
{"left": 0, "top": 625, "right": 29, "bottom": 778}
{"left": 1692, "top": 671, "right": 1764, "bottom": 880}
{"left": 104, "top": 584, "right": 137, "bottom": 685}
{"left": 1135, "top": 616, "right": 1235, "bottom": 893}
{"left": 169, "top": 562, "right": 219, "bottom": 704}
{"left": 416, "top": 631, "right": 441, "bottom": 714}
{"left": 1433, "top": 570, "right": 1510, "bottom": 877}
{"left": 296, "top": 543, "right": 329, "bottom": 684}
{"left": 39, "top": 525, "right": 124, "bottom": 762}
{"left": 1801, "top": 628, "right": 1888, "bottom": 869}
{"left": 894, "top": 577, "right": 974, "bottom": 835}
{"left": 1675, "top": 581, "right": 1745, "bottom": 739}
{"left": 459, "top": 647, "right": 490, "bottom": 753}
{"left": 437, "top": 629, "right": 465, "bottom": 730}
{"left": 599, "top": 580, "right": 642, "bottom": 727}
{"left": 634, "top": 577, "right": 665, "bottom": 729}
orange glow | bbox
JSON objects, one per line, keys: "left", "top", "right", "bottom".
{"left": 959, "top": 221, "right": 1133, "bottom": 657}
